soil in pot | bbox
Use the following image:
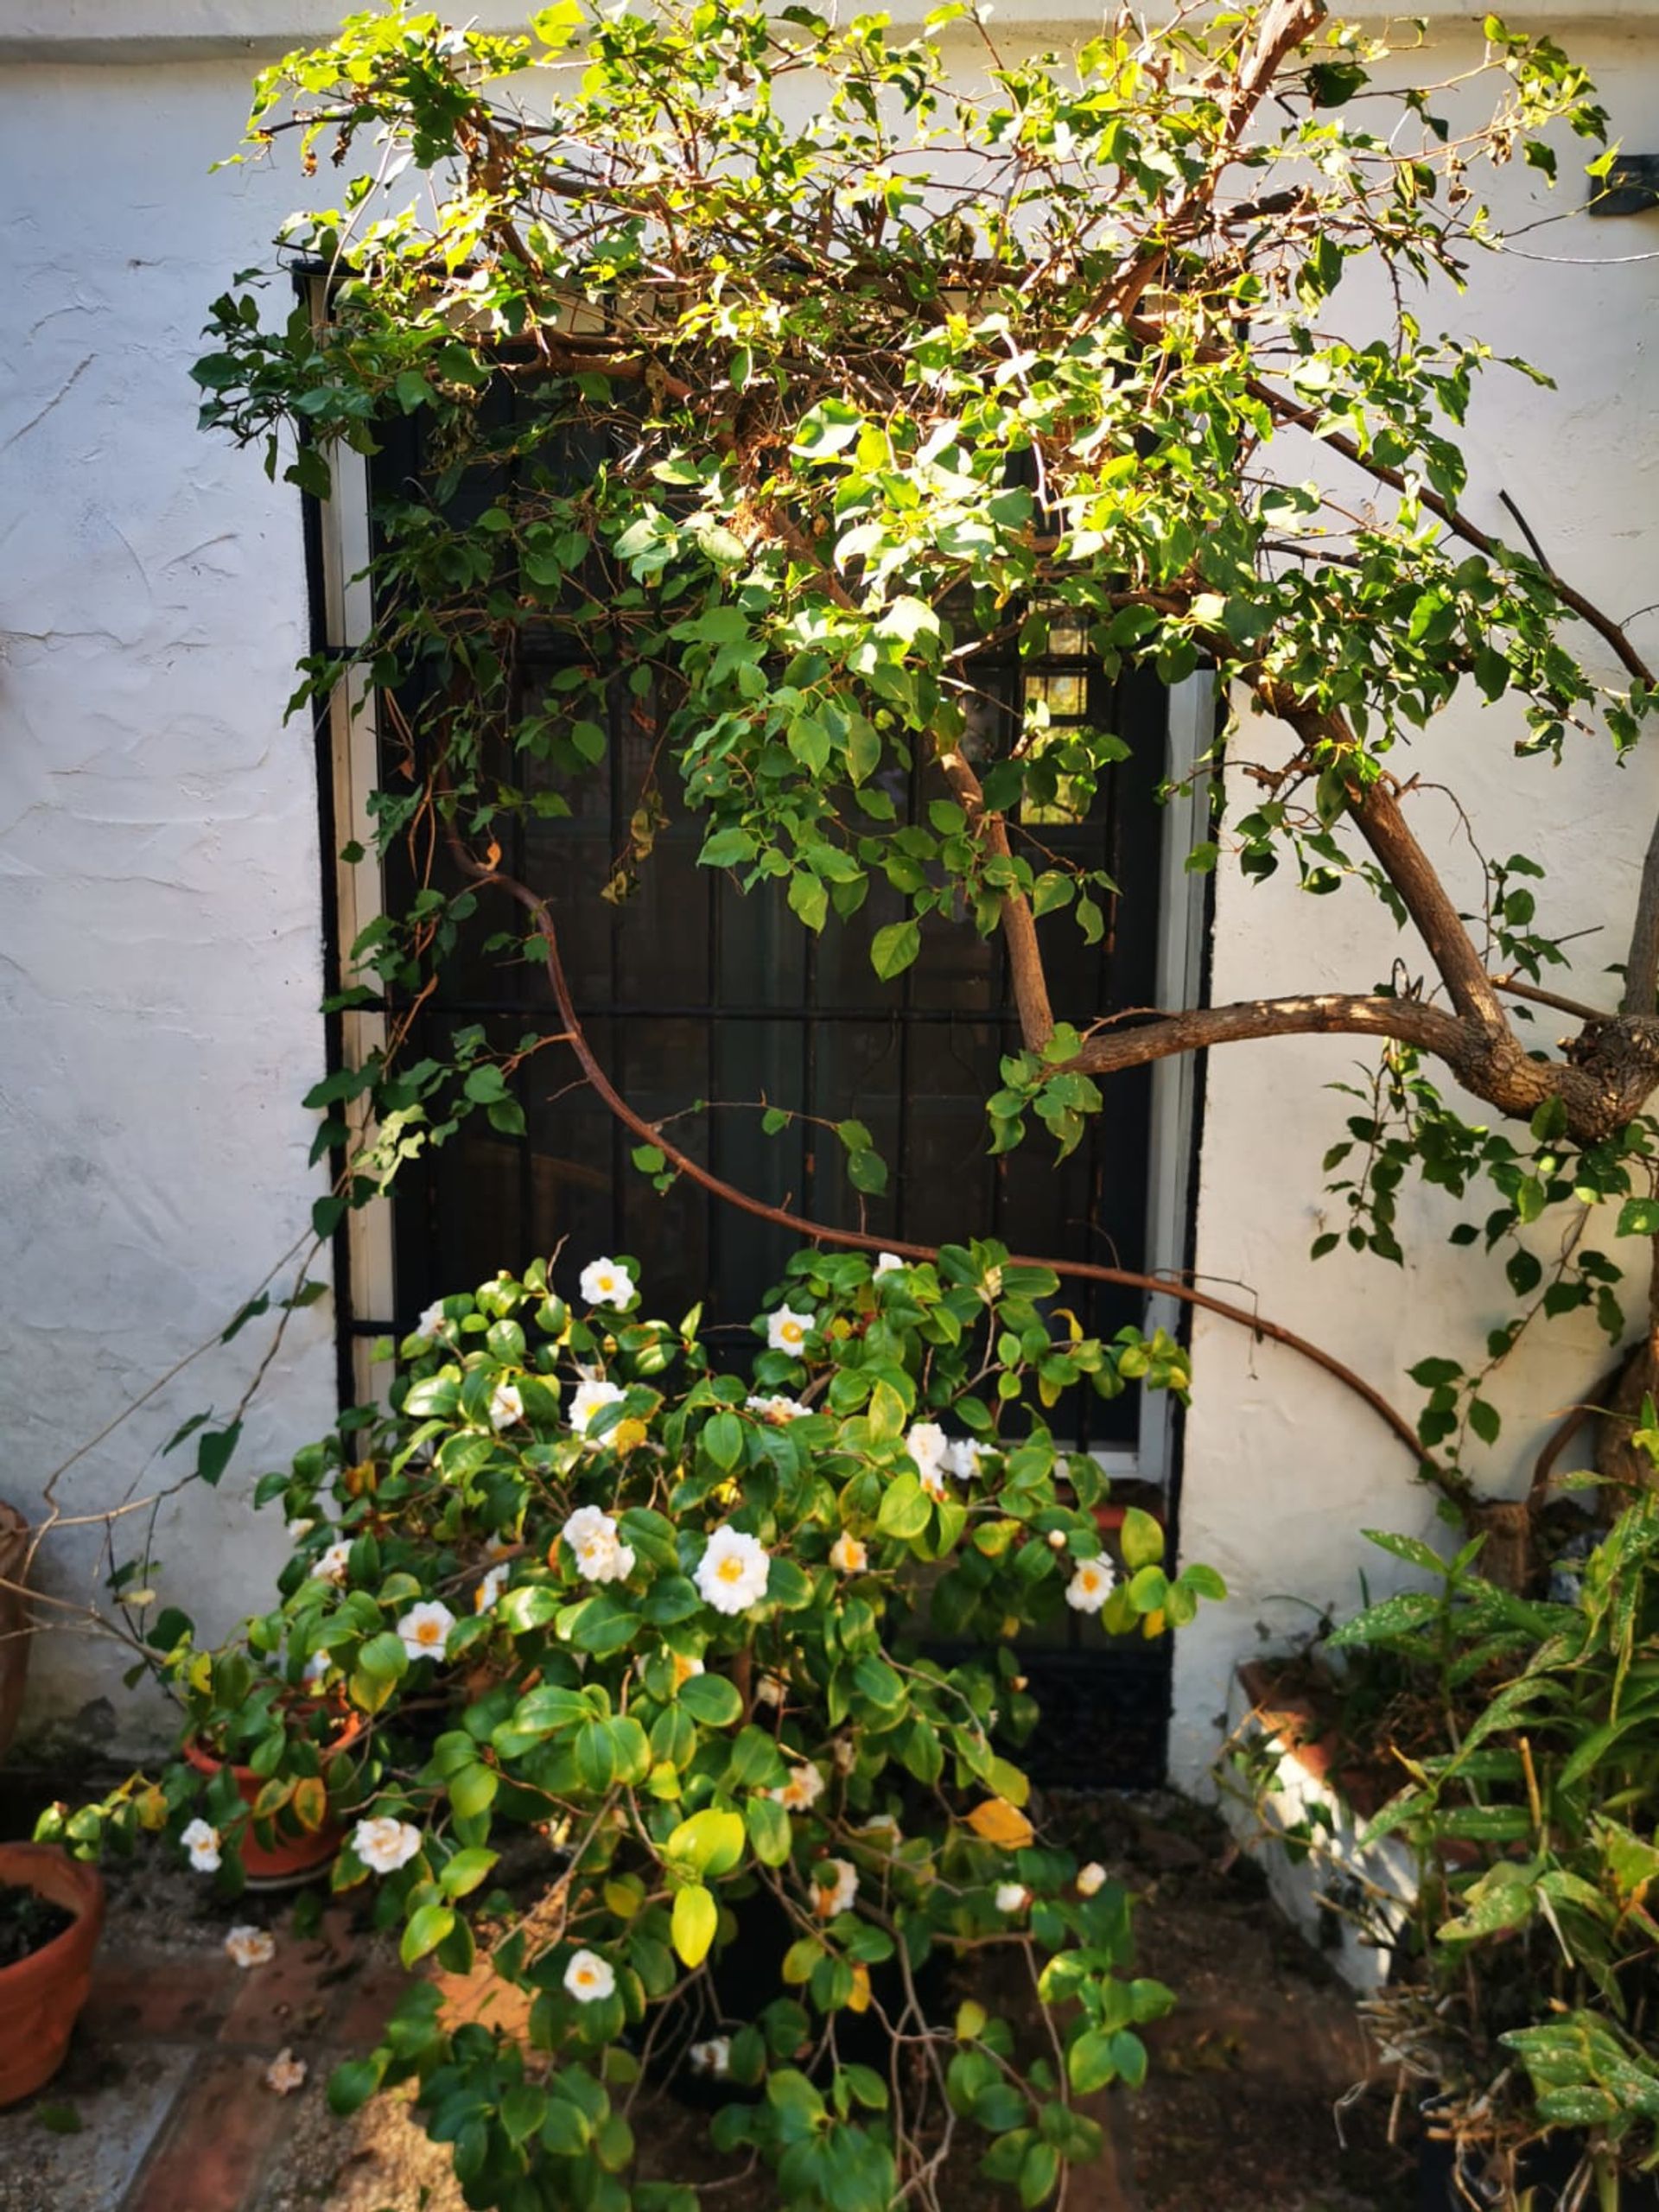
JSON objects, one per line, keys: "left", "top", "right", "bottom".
{"left": 0, "top": 1883, "right": 73, "bottom": 1971}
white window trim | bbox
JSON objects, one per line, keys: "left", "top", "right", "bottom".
{"left": 315, "top": 391, "right": 1211, "bottom": 1461}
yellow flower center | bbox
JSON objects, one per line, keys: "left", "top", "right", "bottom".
{"left": 717, "top": 1554, "right": 745, "bottom": 1582}
{"left": 781, "top": 1321, "right": 803, "bottom": 1344}
{"left": 417, "top": 1620, "right": 442, "bottom": 1645}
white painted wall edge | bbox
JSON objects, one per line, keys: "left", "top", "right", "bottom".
{"left": 5, "top": 0, "right": 1658, "bottom": 64}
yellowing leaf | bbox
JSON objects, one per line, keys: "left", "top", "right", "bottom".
{"left": 956, "top": 1999, "right": 988, "bottom": 2040}
{"left": 612, "top": 1418, "right": 649, "bottom": 1453}
{"left": 291, "top": 1776, "right": 328, "bottom": 1833}
{"left": 604, "top": 1877, "right": 644, "bottom": 1919}
{"left": 848, "top": 1963, "right": 872, "bottom": 2014}
{"left": 966, "top": 1796, "right": 1033, "bottom": 1850}
{"left": 671, "top": 1882, "right": 718, "bottom": 1967}
{"left": 1141, "top": 1609, "right": 1166, "bottom": 1640}
{"left": 781, "top": 1936, "right": 822, "bottom": 1984}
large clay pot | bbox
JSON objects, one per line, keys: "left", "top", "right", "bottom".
{"left": 0, "top": 1502, "right": 30, "bottom": 1765}
{"left": 0, "top": 1843, "right": 105, "bottom": 2106}
{"left": 183, "top": 1709, "right": 365, "bottom": 1885}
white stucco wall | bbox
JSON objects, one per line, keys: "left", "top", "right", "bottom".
{"left": 0, "top": 55, "right": 338, "bottom": 1748}
{"left": 4, "top": 4, "right": 1659, "bottom": 1781}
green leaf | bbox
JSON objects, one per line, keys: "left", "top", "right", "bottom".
{"left": 666, "top": 1807, "right": 747, "bottom": 1878}
{"left": 679, "top": 1673, "right": 743, "bottom": 1726}
{"left": 876, "top": 1472, "right": 931, "bottom": 1540}
{"left": 1119, "top": 1507, "right": 1164, "bottom": 1573}
{"left": 1067, "top": 2029, "right": 1116, "bottom": 2094}
{"left": 870, "top": 920, "right": 920, "bottom": 981}
{"left": 671, "top": 1882, "right": 719, "bottom": 1967}
{"left": 401, "top": 1904, "right": 456, "bottom": 1967}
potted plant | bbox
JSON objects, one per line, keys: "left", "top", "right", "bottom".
{"left": 1327, "top": 1497, "right": 1659, "bottom": 2210}
{"left": 49, "top": 1240, "right": 1224, "bottom": 2209}
{"left": 0, "top": 1842, "right": 105, "bottom": 2106}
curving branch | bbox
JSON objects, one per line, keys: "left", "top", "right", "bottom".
{"left": 440, "top": 830, "right": 1455, "bottom": 1492}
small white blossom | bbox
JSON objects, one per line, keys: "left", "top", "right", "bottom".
{"left": 945, "top": 1440, "right": 986, "bottom": 1483}
{"left": 995, "top": 1883, "right": 1029, "bottom": 1915}
{"left": 671, "top": 1649, "right": 705, "bottom": 1690}
{"left": 564, "top": 1948, "right": 616, "bottom": 2004}
{"left": 766, "top": 1306, "right": 815, "bottom": 1356}
{"left": 689, "top": 2035, "right": 731, "bottom": 2077}
{"left": 579, "top": 1257, "right": 635, "bottom": 1311}
{"left": 873, "top": 1253, "right": 905, "bottom": 1276}
{"left": 568, "top": 1378, "right": 625, "bottom": 1438}
{"left": 906, "top": 1421, "right": 948, "bottom": 1482}
{"left": 310, "top": 1539, "right": 352, "bottom": 1585}
{"left": 562, "top": 1505, "right": 636, "bottom": 1586}
{"left": 696, "top": 1526, "right": 770, "bottom": 1615}
{"left": 815, "top": 1858, "right": 859, "bottom": 1919}
{"left": 829, "top": 1531, "right": 868, "bottom": 1574}
{"left": 482, "top": 1529, "right": 516, "bottom": 1560}
{"left": 285, "top": 1517, "right": 316, "bottom": 1541}
{"left": 1077, "top": 1862, "right": 1108, "bottom": 1897}
{"left": 353, "top": 1815, "right": 423, "bottom": 1874}
{"left": 1046, "top": 1528, "right": 1068, "bottom": 1550}
{"left": 264, "top": 2048, "right": 307, "bottom": 2096}
{"left": 753, "top": 1673, "right": 785, "bottom": 1708}
{"left": 1065, "top": 1559, "right": 1115, "bottom": 1614}
{"left": 415, "top": 1300, "right": 448, "bottom": 1343}
{"left": 225, "top": 1924, "right": 276, "bottom": 1970}
{"left": 746, "top": 1394, "right": 810, "bottom": 1423}
{"left": 397, "top": 1599, "right": 456, "bottom": 1663}
{"left": 475, "top": 1563, "right": 510, "bottom": 1613}
{"left": 181, "top": 1817, "right": 221, "bottom": 1873}
{"left": 489, "top": 1380, "right": 524, "bottom": 1432}
{"left": 770, "top": 1763, "right": 826, "bottom": 1812}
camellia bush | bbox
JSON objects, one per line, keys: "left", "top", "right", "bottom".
{"left": 48, "top": 1243, "right": 1215, "bottom": 2210}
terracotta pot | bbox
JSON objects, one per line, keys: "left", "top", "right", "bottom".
{"left": 183, "top": 1709, "right": 365, "bottom": 1884}
{"left": 0, "top": 1501, "right": 31, "bottom": 1764}
{"left": 0, "top": 1843, "right": 105, "bottom": 2106}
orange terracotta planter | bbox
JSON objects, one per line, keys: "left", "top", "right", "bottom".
{"left": 0, "top": 1844, "right": 105, "bottom": 2107}
{"left": 183, "top": 1711, "right": 365, "bottom": 1884}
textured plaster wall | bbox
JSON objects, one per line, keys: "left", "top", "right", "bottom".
{"left": 0, "top": 60, "right": 337, "bottom": 1749}
{"left": 1169, "top": 26, "right": 1659, "bottom": 1786}
{"left": 5, "top": 8, "right": 1659, "bottom": 1782}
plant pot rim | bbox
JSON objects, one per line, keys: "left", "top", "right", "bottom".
{"left": 0, "top": 1843, "right": 105, "bottom": 1985}
{"left": 182, "top": 1700, "right": 367, "bottom": 1780}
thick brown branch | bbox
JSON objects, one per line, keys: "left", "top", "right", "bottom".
{"left": 1072, "top": 994, "right": 1468, "bottom": 1076}
{"left": 1623, "top": 810, "right": 1659, "bottom": 1017}
{"left": 935, "top": 743, "right": 1053, "bottom": 1050}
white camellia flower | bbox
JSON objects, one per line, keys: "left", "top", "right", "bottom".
{"left": 745, "top": 1394, "right": 810, "bottom": 1424}
{"left": 225, "top": 1924, "right": 276, "bottom": 1970}
{"left": 671, "top": 1649, "right": 705, "bottom": 1690}
{"left": 873, "top": 1252, "right": 905, "bottom": 1276}
{"left": 579, "top": 1257, "right": 635, "bottom": 1310}
{"left": 945, "top": 1440, "right": 986, "bottom": 1483}
{"left": 310, "top": 1539, "right": 352, "bottom": 1585}
{"left": 475, "top": 1563, "right": 510, "bottom": 1613}
{"left": 829, "top": 1531, "right": 868, "bottom": 1574}
{"left": 562, "top": 1505, "right": 636, "bottom": 1586}
{"left": 689, "top": 2036, "right": 732, "bottom": 2077}
{"left": 766, "top": 1305, "right": 814, "bottom": 1356}
{"left": 815, "top": 1858, "right": 859, "bottom": 1919}
{"left": 488, "top": 1380, "right": 524, "bottom": 1432}
{"left": 264, "top": 2048, "right": 307, "bottom": 2096}
{"left": 995, "top": 1882, "right": 1029, "bottom": 1914}
{"left": 906, "top": 1421, "right": 948, "bottom": 1480}
{"left": 181, "top": 1818, "right": 221, "bottom": 1873}
{"left": 1077, "top": 1862, "right": 1108, "bottom": 1897}
{"left": 353, "top": 1815, "right": 423, "bottom": 1875}
{"left": 397, "top": 1599, "right": 457, "bottom": 1663}
{"left": 696, "top": 1526, "right": 771, "bottom": 1615}
{"left": 285, "top": 1516, "right": 316, "bottom": 1541}
{"left": 1065, "top": 1558, "right": 1116, "bottom": 1614}
{"left": 563, "top": 1949, "right": 616, "bottom": 2004}
{"left": 568, "top": 1378, "right": 625, "bottom": 1439}
{"left": 415, "top": 1300, "right": 448, "bottom": 1342}
{"left": 769, "top": 1762, "right": 825, "bottom": 1812}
